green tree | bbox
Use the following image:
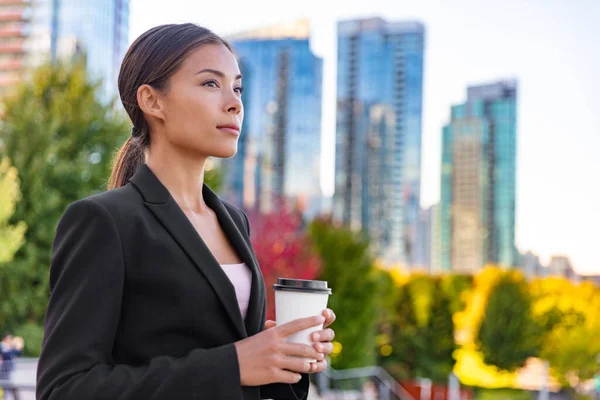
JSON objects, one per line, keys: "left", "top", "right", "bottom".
{"left": 477, "top": 275, "right": 541, "bottom": 372}
{"left": 384, "top": 277, "right": 456, "bottom": 383}
{"left": 0, "top": 157, "right": 27, "bottom": 264}
{"left": 309, "top": 218, "right": 379, "bottom": 369}
{"left": 383, "top": 281, "right": 420, "bottom": 380}
{"left": 418, "top": 280, "right": 456, "bottom": 382}
{"left": 0, "top": 60, "right": 129, "bottom": 354}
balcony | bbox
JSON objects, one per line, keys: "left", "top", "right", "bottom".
{"left": 0, "top": 24, "right": 24, "bottom": 37}
{"left": 0, "top": 0, "right": 30, "bottom": 4}
{"left": 0, "top": 9, "right": 29, "bottom": 22}
{"left": 0, "top": 57, "right": 21, "bottom": 70}
{"left": 0, "top": 38, "right": 24, "bottom": 54}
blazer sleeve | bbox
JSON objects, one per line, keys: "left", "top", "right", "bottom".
{"left": 37, "top": 198, "right": 244, "bottom": 400}
{"left": 239, "top": 209, "right": 310, "bottom": 400}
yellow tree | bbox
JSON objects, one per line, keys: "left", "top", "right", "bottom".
{"left": 531, "top": 277, "right": 600, "bottom": 388}
{"left": 0, "top": 157, "right": 26, "bottom": 264}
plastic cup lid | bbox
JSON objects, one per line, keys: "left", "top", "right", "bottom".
{"left": 273, "top": 278, "right": 332, "bottom": 295}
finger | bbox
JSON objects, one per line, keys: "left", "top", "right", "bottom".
{"left": 277, "top": 354, "right": 313, "bottom": 374}
{"left": 314, "top": 342, "right": 334, "bottom": 355}
{"left": 322, "top": 309, "right": 336, "bottom": 328}
{"left": 274, "top": 369, "right": 303, "bottom": 384}
{"left": 311, "top": 328, "right": 335, "bottom": 343}
{"left": 310, "top": 360, "right": 328, "bottom": 373}
{"left": 264, "top": 320, "right": 277, "bottom": 330}
{"left": 281, "top": 343, "right": 325, "bottom": 361}
{"left": 278, "top": 315, "right": 325, "bottom": 337}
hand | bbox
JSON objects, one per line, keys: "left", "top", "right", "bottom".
{"left": 235, "top": 315, "right": 326, "bottom": 386}
{"left": 308, "top": 309, "right": 336, "bottom": 373}
{"left": 264, "top": 309, "right": 336, "bottom": 375}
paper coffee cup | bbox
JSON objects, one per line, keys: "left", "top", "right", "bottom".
{"left": 274, "top": 278, "right": 332, "bottom": 362}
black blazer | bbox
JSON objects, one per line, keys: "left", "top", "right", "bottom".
{"left": 36, "top": 164, "right": 309, "bottom": 400}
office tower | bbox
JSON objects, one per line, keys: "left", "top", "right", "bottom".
{"left": 0, "top": 0, "right": 32, "bottom": 98}
{"left": 334, "top": 17, "right": 424, "bottom": 264}
{"left": 440, "top": 80, "right": 517, "bottom": 273}
{"left": 0, "top": 0, "right": 129, "bottom": 101}
{"left": 430, "top": 203, "right": 442, "bottom": 273}
{"left": 224, "top": 20, "right": 323, "bottom": 217}
{"left": 414, "top": 206, "right": 432, "bottom": 271}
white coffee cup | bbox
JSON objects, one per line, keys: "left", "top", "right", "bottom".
{"left": 274, "top": 278, "right": 332, "bottom": 362}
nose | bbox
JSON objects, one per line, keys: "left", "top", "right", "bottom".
{"left": 224, "top": 89, "right": 242, "bottom": 115}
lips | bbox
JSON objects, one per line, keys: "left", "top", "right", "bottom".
{"left": 217, "top": 124, "right": 240, "bottom": 135}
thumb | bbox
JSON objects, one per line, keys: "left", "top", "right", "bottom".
{"left": 264, "top": 320, "right": 277, "bottom": 330}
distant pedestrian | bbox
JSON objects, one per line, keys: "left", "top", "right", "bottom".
{"left": 0, "top": 333, "right": 24, "bottom": 400}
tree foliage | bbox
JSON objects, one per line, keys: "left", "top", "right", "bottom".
{"left": 0, "top": 157, "right": 26, "bottom": 265}
{"left": 477, "top": 274, "right": 542, "bottom": 372}
{"left": 382, "top": 275, "right": 456, "bottom": 383}
{"left": 247, "top": 207, "right": 321, "bottom": 321}
{"left": 0, "top": 61, "right": 129, "bottom": 354}
{"left": 308, "top": 218, "right": 379, "bottom": 369}
{"left": 531, "top": 277, "right": 600, "bottom": 387}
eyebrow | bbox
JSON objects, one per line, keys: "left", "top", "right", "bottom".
{"left": 196, "top": 68, "right": 242, "bottom": 80}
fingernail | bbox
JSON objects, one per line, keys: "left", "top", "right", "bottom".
{"left": 319, "top": 316, "right": 326, "bottom": 323}
{"left": 313, "top": 333, "right": 321, "bottom": 341}
{"left": 316, "top": 344, "right": 324, "bottom": 352}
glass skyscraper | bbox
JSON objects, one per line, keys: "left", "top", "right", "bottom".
{"left": 2, "top": 0, "right": 129, "bottom": 100}
{"left": 440, "top": 80, "right": 517, "bottom": 273}
{"left": 333, "top": 18, "right": 424, "bottom": 265}
{"left": 222, "top": 20, "right": 323, "bottom": 217}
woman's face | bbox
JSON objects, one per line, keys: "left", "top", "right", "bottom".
{"left": 155, "top": 43, "right": 244, "bottom": 159}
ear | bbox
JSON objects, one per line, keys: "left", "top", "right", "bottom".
{"left": 137, "top": 84, "right": 165, "bottom": 123}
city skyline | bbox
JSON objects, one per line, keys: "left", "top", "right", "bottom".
{"left": 130, "top": 0, "right": 599, "bottom": 274}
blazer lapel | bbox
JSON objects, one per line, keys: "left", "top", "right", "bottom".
{"left": 203, "top": 187, "right": 266, "bottom": 337}
{"left": 129, "top": 164, "right": 247, "bottom": 339}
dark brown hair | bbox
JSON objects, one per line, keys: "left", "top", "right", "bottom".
{"left": 108, "top": 23, "right": 234, "bottom": 189}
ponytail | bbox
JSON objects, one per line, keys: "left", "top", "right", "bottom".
{"left": 108, "top": 135, "right": 146, "bottom": 189}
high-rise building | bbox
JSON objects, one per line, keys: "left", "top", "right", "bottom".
{"left": 547, "top": 255, "right": 578, "bottom": 282}
{"left": 0, "top": 0, "right": 129, "bottom": 101}
{"left": 430, "top": 203, "right": 442, "bottom": 273}
{"left": 223, "top": 20, "right": 323, "bottom": 217}
{"left": 333, "top": 17, "right": 424, "bottom": 264}
{"left": 413, "top": 206, "right": 432, "bottom": 271}
{"left": 0, "top": 0, "right": 31, "bottom": 98}
{"left": 440, "top": 80, "right": 517, "bottom": 273}
{"left": 520, "top": 250, "right": 545, "bottom": 280}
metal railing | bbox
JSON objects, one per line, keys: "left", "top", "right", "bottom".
{"left": 316, "top": 365, "right": 416, "bottom": 400}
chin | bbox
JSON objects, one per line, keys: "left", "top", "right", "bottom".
{"left": 210, "top": 145, "right": 238, "bottom": 159}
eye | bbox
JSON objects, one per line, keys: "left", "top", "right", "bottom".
{"left": 234, "top": 86, "right": 244, "bottom": 95}
{"left": 203, "top": 80, "right": 219, "bottom": 88}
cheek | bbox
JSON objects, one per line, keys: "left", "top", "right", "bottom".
{"left": 166, "top": 90, "right": 214, "bottom": 130}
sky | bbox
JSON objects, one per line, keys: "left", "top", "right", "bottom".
{"left": 130, "top": 0, "right": 600, "bottom": 275}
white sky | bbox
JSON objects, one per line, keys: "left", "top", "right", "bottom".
{"left": 130, "top": 0, "right": 600, "bottom": 275}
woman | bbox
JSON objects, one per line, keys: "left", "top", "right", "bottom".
{"left": 36, "top": 23, "right": 336, "bottom": 400}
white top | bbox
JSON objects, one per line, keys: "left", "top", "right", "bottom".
{"left": 220, "top": 263, "right": 252, "bottom": 320}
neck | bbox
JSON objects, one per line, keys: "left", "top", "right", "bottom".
{"left": 146, "top": 144, "right": 208, "bottom": 214}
